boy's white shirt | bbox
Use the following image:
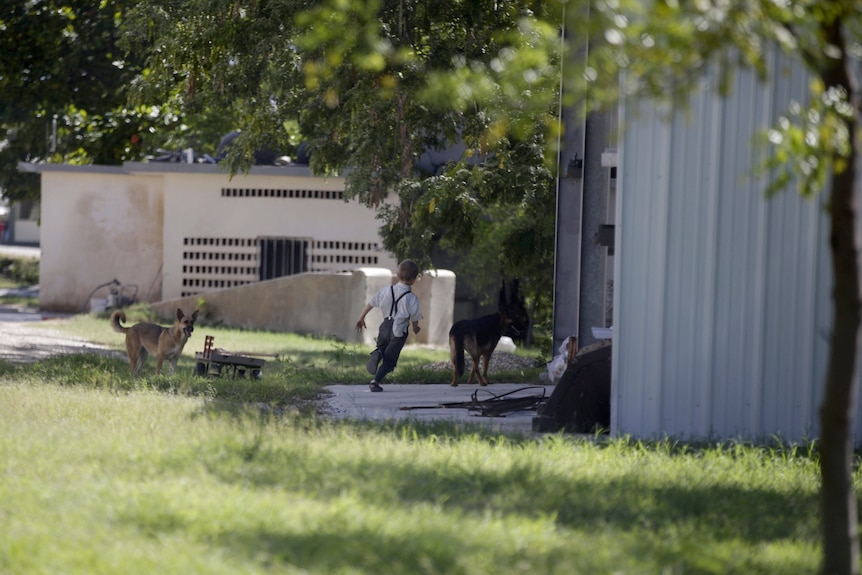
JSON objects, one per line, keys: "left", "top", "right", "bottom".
{"left": 369, "top": 282, "right": 423, "bottom": 337}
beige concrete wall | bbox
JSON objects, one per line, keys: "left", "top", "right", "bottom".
{"left": 32, "top": 163, "right": 399, "bottom": 312}
{"left": 13, "top": 220, "right": 40, "bottom": 244}
{"left": 150, "top": 267, "right": 455, "bottom": 347}
{"left": 409, "top": 268, "right": 456, "bottom": 347}
{"left": 157, "top": 171, "right": 397, "bottom": 301}
{"left": 39, "top": 171, "right": 164, "bottom": 312}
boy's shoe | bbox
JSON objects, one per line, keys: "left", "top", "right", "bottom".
{"left": 369, "top": 381, "right": 383, "bottom": 392}
{"left": 366, "top": 349, "right": 382, "bottom": 375}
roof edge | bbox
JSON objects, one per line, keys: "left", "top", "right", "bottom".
{"left": 17, "top": 160, "right": 327, "bottom": 178}
{"left": 16, "top": 162, "right": 128, "bottom": 175}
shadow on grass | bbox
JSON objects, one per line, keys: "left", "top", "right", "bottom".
{"left": 120, "top": 500, "right": 501, "bottom": 574}
{"left": 123, "top": 414, "right": 820, "bottom": 575}
{"left": 187, "top": 409, "right": 820, "bottom": 546}
{"left": 3, "top": 353, "right": 328, "bottom": 410}
{"left": 8, "top": 354, "right": 819, "bottom": 552}
{"left": 213, "top": 523, "right": 472, "bottom": 574}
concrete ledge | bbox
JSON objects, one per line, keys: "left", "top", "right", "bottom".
{"left": 150, "top": 268, "right": 455, "bottom": 346}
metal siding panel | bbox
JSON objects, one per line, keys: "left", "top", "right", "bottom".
{"left": 615, "top": 47, "right": 851, "bottom": 442}
{"left": 613, "top": 104, "right": 671, "bottom": 438}
{"left": 697, "top": 90, "right": 724, "bottom": 438}
{"left": 756, "top": 52, "right": 823, "bottom": 440}
{"left": 711, "top": 70, "right": 758, "bottom": 439}
{"left": 659, "top": 107, "right": 690, "bottom": 436}
{"left": 730, "top": 67, "right": 774, "bottom": 439}
{"left": 660, "top": 84, "right": 721, "bottom": 437}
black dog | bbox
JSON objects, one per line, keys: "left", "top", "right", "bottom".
{"left": 448, "top": 280, "right": 527, "bottom": 387}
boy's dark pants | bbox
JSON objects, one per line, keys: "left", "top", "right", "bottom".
{"left": 375, "top": 334, "right": 407, "bottom": 382}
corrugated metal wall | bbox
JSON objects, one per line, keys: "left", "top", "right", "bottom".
{"left": 613, "top": 49, "right": 850, "bottom": 442}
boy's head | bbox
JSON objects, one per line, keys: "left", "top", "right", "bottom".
{"left": 397, "top": 260, "right": 420, "bottom": 283}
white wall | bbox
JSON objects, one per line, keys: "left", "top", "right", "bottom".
{"left": 39, "top": 168, "right": 164, "bottom": 311}
{"left": 30, "top": 162, "right": 399, "bottom": 312}
{"left": 13, "top": 220, "right": 39, "bottom": 244}
{"left": 150, "top": 168, "right": 396, "bottom": 300}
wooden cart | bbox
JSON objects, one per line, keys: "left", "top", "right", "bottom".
{"left": 193, "top": 335, "right": 267, "bottom": 379}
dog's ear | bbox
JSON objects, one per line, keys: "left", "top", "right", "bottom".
{"left": 498, "top": 278, "right": 528, "bottom": 338}
{"left": 176, "top": 308, "right": 184, "bottom": 321}
{"left": 191, "top": 310, "right": 199, "bottom": 321}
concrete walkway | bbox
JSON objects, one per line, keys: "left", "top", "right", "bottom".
{"left": 323, "top": 382, "right": 553, "bottom": 433}
{"left": 0, "top": 244, "right": 40, "bottom": 260}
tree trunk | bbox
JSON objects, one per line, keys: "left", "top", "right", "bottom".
{"left": 820, "top": 141, "right": 861, "bottom": 575}
{"left": 819, "top": 22, "right": 861, "bottom": 573}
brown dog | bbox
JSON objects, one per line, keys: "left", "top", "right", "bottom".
{"left": 111, "top": 308, "right": 199, "bottom": 376}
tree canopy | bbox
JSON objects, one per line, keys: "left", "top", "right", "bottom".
{"left": 0, "top": 1, "right": 235, "bottom": 204}
{"left": 286, "top": 0, "right": 862, "bottom": 573}
{"left": 3, "top": 0, "right": 862, "bottom": 572}
{"left": 121, "top": 0, "right": 563, "bottom": 339}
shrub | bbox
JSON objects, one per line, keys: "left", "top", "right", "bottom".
{"left": 0, "top": 256, "right": 39, "bottom": 285}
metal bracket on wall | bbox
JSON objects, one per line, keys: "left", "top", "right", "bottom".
{"left": 595, "top": 224, "right": 615, "bottom": 256}
{"left": 566, "top": 154, "right": 583, "bottom": 179}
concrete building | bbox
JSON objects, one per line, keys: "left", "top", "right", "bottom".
{"left": 18, "top": 160, "right": 456, "bottom": 346}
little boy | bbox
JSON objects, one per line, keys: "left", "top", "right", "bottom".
{"left": 355, "top": 260, "right": 423, "bottom": 392}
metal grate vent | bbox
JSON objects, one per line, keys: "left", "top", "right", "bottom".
{"left": 221, "top": 188, "right": 344, "bottom": 200}
{"left": 179, "top": 236, "right": 383, "bottom": 297}
{"left": 181, "top": 237, "right": 259, "bottom": 297}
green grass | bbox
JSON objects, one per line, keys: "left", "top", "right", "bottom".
{"left": 0, "top": 274, "right": 38, "bottom": 307}
{"left": 0, "top": 383, "right": 826, "bottom": 575}
{"left": 0, "top": 255, "right": 38, "bottom": 285}
{"left": 0, "top": 301, "right": 837, "bottom": 573}
{"left": 0, "top": 256, "right": 38, "bottom": 306}
{"left": 0, "top": 294, "right": 38, "bottom": 307}
{"left": 0, "top": 277, "right": 26, "bottom": 289}
{"left": 33, "top": 306, "right": 547, "bottom": 395}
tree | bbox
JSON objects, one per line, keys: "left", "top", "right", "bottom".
{"left": 89, "top": 0, "right": 862, "bottom": 566}
{"left": 0, "top": 1, "right": 233, "bottom": 204}
{"left": 127, "top": 0, "right": 564, "bottom": 342}
{"left": 121, "top": 0, "right": 296, "bottom": 162}
{"left": 614, "top": 5, "right": 862, "bottom": 571}
{"left": 296, "top": 1, "right": 562, "bottom": 337}
{"left": 290, "top": 1, "right": 862, "bottom": 572}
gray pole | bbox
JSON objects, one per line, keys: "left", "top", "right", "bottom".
{"left": 551, "top": 8, "right": 613, "bottom": 357}
{"left": 578, "top": 109, "right": 612, "bottom": 348}
{"left": 551, "top": 104, "right": 584, "bottom": 356}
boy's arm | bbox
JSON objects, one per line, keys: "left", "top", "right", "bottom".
{"left": 355, "top": 303, "right": 374, "bottom": 331}
{"left": 409, "top": 294, "right": 423, "bottom": 334}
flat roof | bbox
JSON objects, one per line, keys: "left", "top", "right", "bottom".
{"left": 16, "top": 163, "right": 127, "bottom": 175}
{"left": 17, "top": 160, "right": 320, "bottom": 178}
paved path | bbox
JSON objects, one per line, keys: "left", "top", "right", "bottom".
{"left": 323, "top": 383, "right": 553, "bottom": 433}
{"left": 0, "top": 242, "right": 121, "bottom": 362}
{"left": 0, "top": 323, "right": 119, "bottom": 363}
{"left": 0, "top": 276, "right": 119, "bottom": 363}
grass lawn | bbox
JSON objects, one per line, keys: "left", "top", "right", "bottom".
{"left": 33, "top": 306, "right": 548, "bottom": 394}
{"left": 0, "top": 383, "right": 825, "bottom": 574}
{"left": 0, "top": 307, "right": 840, "bottom": 574}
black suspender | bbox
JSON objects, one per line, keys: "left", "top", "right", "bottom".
{"left": 386, "top": 285, "right": 410, "bottom": 319}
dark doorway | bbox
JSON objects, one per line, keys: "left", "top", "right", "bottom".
{"left": 259, "top": 237, "right": 309, "bottom": 280}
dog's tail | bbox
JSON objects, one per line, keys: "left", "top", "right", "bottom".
{"left": 450, "top": 331, "right": 466, "bottom": 376}
{"left": 110, "top": 310, "right": 129, "bottom": 334}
